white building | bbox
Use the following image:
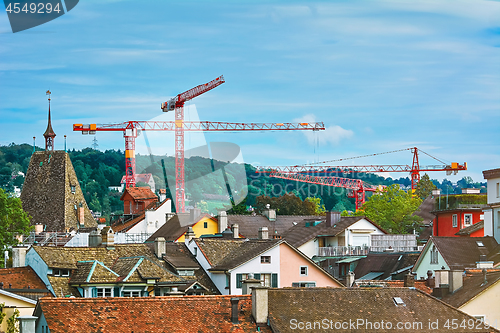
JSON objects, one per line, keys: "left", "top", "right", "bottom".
{"left": 483, "top": 168, "right": 500, "bottom": 243}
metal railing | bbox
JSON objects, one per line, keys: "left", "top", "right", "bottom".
{"left": 318, "top": 245, "right": 370, "bottom": 257}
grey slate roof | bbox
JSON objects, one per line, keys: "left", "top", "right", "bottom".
{"left": 441, "top": 269, "right": 500, "bottom": 308}
{"left": 354, "top": 252, "right": 420, "bottom": 281}
{"left": 414, "top": 195, "right": 436, "bottom": 224}
{"left": 425, "top": 236, "right": 499, "bottom": 270}
{"left": 268, "top": 288, "right": 499, "bottom": 333}
{"left": 280, "top": 216, "right": 382, "bottom": 248}
{"left": 195, "top": 238, "right": 282, "bottom": 271}
{"left": 455, "top": 220, "right": 484, "bottom": 236}
{"left": 226, "top": 214, "right": 323, "bottom": 239}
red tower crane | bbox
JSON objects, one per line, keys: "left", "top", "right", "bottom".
{"left": 270, "top": 171, "right": 380, "bottom": 210}
{"left": 74, "top": 120, "right": 325, "bottom": 212}
{"left": 260, "top": 147, "right": 467, "bottom": 192}
{"left": 161, "top": 76, "right": 225, "bottom": 215}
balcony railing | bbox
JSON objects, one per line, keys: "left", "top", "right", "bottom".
{"left": 318, "top": 246, "right": 369, "bottom": 257}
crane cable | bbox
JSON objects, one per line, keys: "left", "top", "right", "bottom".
{"left": 303, "top": 147, "right": 411, "bottom": 166}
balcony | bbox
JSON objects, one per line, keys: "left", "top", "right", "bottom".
{"left": 318, "top": 245, "right": 369, "bottom": 257}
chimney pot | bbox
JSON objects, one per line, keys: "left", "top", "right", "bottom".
{"left": 230, "top": 298, "right": 240, "bottom": 324}
{"left": 232, "top": 224, "right": 239, "bottom": 239}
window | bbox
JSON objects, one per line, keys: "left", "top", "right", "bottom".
{"left": 464, "top": 214, "right": 472, "bottom": 226}
{"left": 452, "top": 214, "right": 457, "bottom": 228}
{"left": 123, "top": 290, "right": 141, "bottom": 297}
{"left": 236, "top": 273, "right": 277, "bottom": 288}
{"left": 430, "top": 246, "right": 438, "bottom": 265}
{"left": 53, "top": 269, "right": 70, "bottom": 277}
{"left": 204, "top": 221, "right": 208, "bottom": 228}
{"left": 292, "top": 282, "right": 316, "bottom": 287}
{"left": 96, "top": 288, "right": 112, "bottom": 297}
{"left": 178, "top": 270, "right": 195, "bottom": 276}
{"left": 71, "top": 185, "right": 76, "bottom": 194}
{"left": 300, "top": 266, "right": 308, "bottom": 276}
{"left": 261, "top": 256, "right": 271, "bottom": 264}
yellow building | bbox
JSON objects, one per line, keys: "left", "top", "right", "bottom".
{"left": 0, "top": 289, "right": 37, "bottom": 332}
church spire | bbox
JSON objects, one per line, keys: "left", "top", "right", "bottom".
{"left": 43, "top": 90, "right": 56, "bottom": 151}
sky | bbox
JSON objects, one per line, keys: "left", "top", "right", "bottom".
{"left": 0, "top": 0, "right": 499, "bottom": 184}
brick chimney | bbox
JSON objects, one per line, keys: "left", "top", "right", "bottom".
{"left": 404, "top": 273, "right": 415, "bottom": 288}
{"left": 326, "top": 211, "right": 341, "bottom": 228}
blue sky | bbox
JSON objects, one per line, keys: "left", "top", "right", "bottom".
{"left": 0, "top": 0, "right": 499, "bottom": 183}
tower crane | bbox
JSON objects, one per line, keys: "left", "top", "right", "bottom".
{"left": 74, "top": 120, "right": 325, "bottom": 212}
{"left": 260, "top": 147, "right": 467, "bottom": 192}
{"left": 270, "top": 171, "right": 380, "bottom": 210}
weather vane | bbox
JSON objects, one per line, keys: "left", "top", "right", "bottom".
{"left": 46, "top": 90, "right": 51, "bottom": 105}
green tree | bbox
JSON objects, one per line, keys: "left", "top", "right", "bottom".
{"left": 0, "top": 188, "right": 32, "bottom": 267}
{"left": 88, "top": 193, "right": 102, "bottom": 213}
{"left": 355, "top": 184, "right": 423, "bottom": 234}
{"left": 6, "top": 309, "right": 19, "bottom": 333}
{"left": 414, "top": 173, "right": 437, "bottom": 200}
{"left": 305, "top": 197, "right": 326, "bottom": 215}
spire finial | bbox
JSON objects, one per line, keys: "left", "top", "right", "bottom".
{"left": 44, "top": 90, "right": 56, "bottom": 151}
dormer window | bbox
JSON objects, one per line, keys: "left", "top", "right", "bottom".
{"left": 53, "top": 269, "right": 70, "bottom": 277}
{"left": 71, "top": 185, "right": 76, "bottom": 194}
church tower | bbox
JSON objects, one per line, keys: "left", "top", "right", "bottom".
{"left": 43, "top": 90, "right": 56, "bottom": 151}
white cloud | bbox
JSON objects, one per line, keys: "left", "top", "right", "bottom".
{"left": 294, "top": 114, "right": 354, "bottom": 146}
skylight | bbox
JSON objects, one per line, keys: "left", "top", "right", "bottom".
{"left": 476, "top": 241, "right": 484, "bottom": 247}
{"left": 393, "top": 297, "right": 405, "bottom": 306}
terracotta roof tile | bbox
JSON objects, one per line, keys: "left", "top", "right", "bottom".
{"left": 0, "top": 267, "right": 47, "bottom": 290}
{"left": 120, "top": 187, "right": 157, "bottom": 201}
{"left": 39, "top": 295, "right": 271, "bottom": 333}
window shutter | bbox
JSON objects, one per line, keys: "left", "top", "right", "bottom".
{"left": 271, "top": 273, "right": 278, "bottom": 288}
{"left": 236, "top": 274, "right": 243, "bottom": 288}
{"left": 113, "top": 287, "right": 120, "bottom": 297}
{"left": 254, "top": 273, "right": 261, "bottom": 280}
{"left": 91, "top": 287, "right": 97, "bottom": 298}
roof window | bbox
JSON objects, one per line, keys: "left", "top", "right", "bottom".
{"left": 393, "top": 297, "right": 405, "bottom": 306}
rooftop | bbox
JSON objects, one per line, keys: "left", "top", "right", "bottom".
{"left": 37, "top": 295, "right": 271, "bottom": 333}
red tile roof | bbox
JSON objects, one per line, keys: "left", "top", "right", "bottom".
{"left": 0, "top": 267, "right": 47, "bottom": 290}
{"left": 120, "top": 187, "right": 157, "bottom": 201}
{"left": 38, "top": 295, "right": 271, "bottom": 333}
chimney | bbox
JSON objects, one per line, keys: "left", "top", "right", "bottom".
{"left": 481, "top": 268, "right": 488, "bottom": 286}
{"left": 258, "top": 227, "right": 269, "bottom": 240}
{"left": 448, "top": 270, "right": 463, "bottom": 293}
{"left": 154, "top": 237, "right": 166, "bottom": 259}
{"left": 404, "top": 273, "right": 415, "bottom": 288}
{"left": 263, "top": 204, "right": 276, "bottom": 222}
{"left": 232, "top": 224, "right": 239, "bottom": 238}
{"left": 34, "top": 224, "right": 44, "bottom": 234}
{"left": 476, "top": 255, "right": 493, "bottom": 269}
{"left": 101, "top": 226, "right": 115, "bottom": 249}
{"left": 252, "top": 287, "right": 269, "bottom": 326}
{"left": 159, "top": 189, "right": 167, "bottom": 202}
{"left": 79, "top": 205, "right": 85, "bottom": 227}
{"left": 89, "top": 230, "right": 102, "bottom": 247}
{"left": 218, "top": 211, "right": 228, "bottom": 233}
{"left": 346, "top": 271, "right": 355, "bottom": 287}
{"left": 190, "top": 208, "right": 201, "bottom": 223}
{"left": 426, "top": 270, "right": 435, "bottom": 288}
{"left": 18, "top": 316, "right": 37, "bottom": 333}
{"left": 432, "top": 269, "right": 449, "bottom": 298}
{"left": 230, "top": 298, "right": 240, "bottom": 324}
{"left": 242, "top": 273, "right": 262, "bottom": 294}
{"left": 326, "top": 211, "right": 341, "bottom": 228}
{"left": 185, "top": 227, "right": 196, "bottom": 242}
{"left": 12, "top": 247, "right": 27, "bottom": 267}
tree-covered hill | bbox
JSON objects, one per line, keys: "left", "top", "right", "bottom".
{"left": 0, "top": 143, "right": 487, "bottom": 222}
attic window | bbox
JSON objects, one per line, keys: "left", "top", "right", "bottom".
{"left": 393, "top": 297, "right": 405, "bottom": 306}
{"left": 261, "top": 256, "right": 271, "bottom": 264}
{"left": 53, "top": 269, "right": 70, "bottom": 277}
{"left": 178, "top": 270, "right": 195, "bottom": 276}
{"left": 71, "top": 185, "right": 76, "bottom": 194}
{"left": 476, "top": 241, "right": 484, "bottom": 247}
